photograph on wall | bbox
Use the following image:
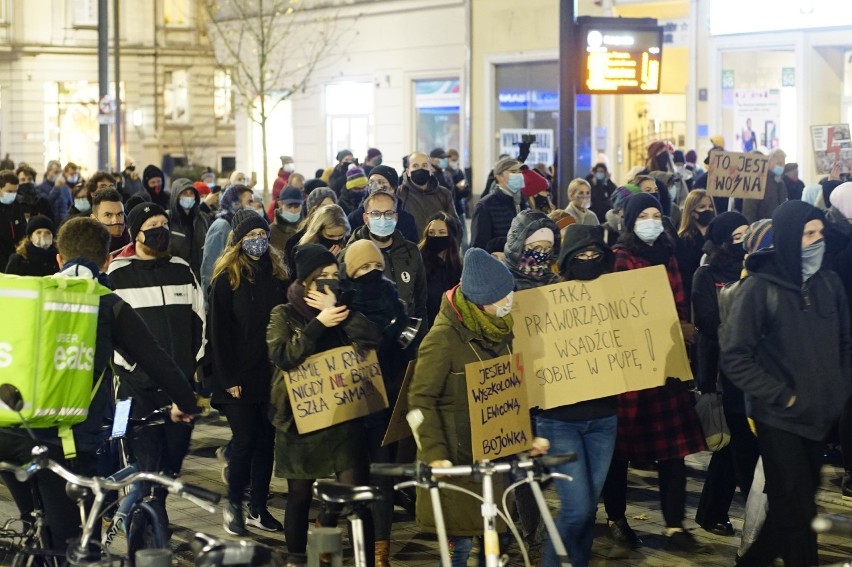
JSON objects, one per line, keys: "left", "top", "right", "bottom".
{"left": 733, "top": 89, "right": 780, "bottom": 152}
{"left": 811, "top": 124, "right": 852, "bottom": 174}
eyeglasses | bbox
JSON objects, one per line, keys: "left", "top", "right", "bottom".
{"left": 366, "top": 210, "right": 397, "bottom": 220}
{"left": 524, "top": 244, "right": 553, "bottom": 255}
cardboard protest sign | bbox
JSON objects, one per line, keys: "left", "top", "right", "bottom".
{"left": 465, "top": 353, "right": 533, "bottom": 461}
{"left": 382, "top": 361, "right": 414, "bottom": 446}
{"left": 706, "top": 150, "right": 769, "bottom": 200}
{"left": 811, "top": 124, "right": 852, "bottom": 174}
{"left": 513, "top": 265, "right": 692, "bottom": 410}
{"left": 283, "top": 346, "right": 388, "bottom": 434}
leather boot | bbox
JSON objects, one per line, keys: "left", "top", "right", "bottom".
{"left": 374, "top": 540, "right": 390, "bottom": 567}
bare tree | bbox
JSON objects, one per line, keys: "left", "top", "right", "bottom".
{"left": 204, "top": 0, "right": 356, "bottom": 202}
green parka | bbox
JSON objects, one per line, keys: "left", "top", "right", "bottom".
{"left": 408, "top": 288, "right": 511, "bottom": 536}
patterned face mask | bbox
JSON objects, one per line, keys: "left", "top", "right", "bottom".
{"left": 518, "top": 248, "right": 551, "bottom": 277}
{"left": 241, "top": 236, "right": 269, "bottom": 257}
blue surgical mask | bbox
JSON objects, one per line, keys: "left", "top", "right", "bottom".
{"left": 801, "top": 239, "right": 825, "bottom": 281}
{"left": 281, "top": 210, "right": 301, "bottom": 224}
{"left": 634, "top": 218, "right": 664, "bottom": 244}
{"left": 67, "top": 175, "right": 79, "bottom": 184}
{"left": 74, "top": 198, "right": 91, "bottom": 213}
{"left": 506, "top": 173, "right": 525, "bottom": 194}
{"left": 0, "top": 192, "right": 16, "bottom": 205}
{"left": 595, "top": 172, "right": 605, "bottom": 181}
{"left": 438, "top": 158, "right": 449, "bottom": 169}
{"left": 206, "top": 181, "right": 215, "bottom": 188}
{"left": 242, "top": 236, "right": 269, "bottom": 257}
{"left": 179, "top": 196, "right": 195, "bottom": 210}
{"left": 369, "top": 216, "right": 397, "bottom": 238}
{"left": 771, "top": 165, "right": 784, "bottom": 177}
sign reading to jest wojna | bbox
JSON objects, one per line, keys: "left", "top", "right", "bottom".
{"left": 706, "top": 150, "right": 769, "bottom": 200}
{"left": 513, "top": 265, "right": 692, "bottom": 410}
{"left": 465, "top": 353, "right": 533, "bottom": 461}
{"left": 283, "top": 346, "right": 388, "bottom": 434}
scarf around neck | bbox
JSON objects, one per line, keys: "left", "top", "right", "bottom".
{"left": 453, "top": 287, "right": 513, "bottom": 344}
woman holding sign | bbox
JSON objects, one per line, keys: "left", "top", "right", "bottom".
{"left": 408, "top": 247, "right": 517, "bottom": 567}
{"left": 267, "top": 243, "right": 382, "bottom": 567}
{"left": 602, "top": 192, "right": 706, "bottom": 551}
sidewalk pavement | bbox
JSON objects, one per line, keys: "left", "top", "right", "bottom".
{"left": 3, "top": 415, "right": 852, "bottom": 565}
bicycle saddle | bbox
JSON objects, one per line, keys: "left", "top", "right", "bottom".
{"left": 312, "top": 481, "right": 383, "bottom": 504}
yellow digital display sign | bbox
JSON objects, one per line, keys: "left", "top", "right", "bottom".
{"left": 579, "top": 27, "right": 663, "bottom": 94}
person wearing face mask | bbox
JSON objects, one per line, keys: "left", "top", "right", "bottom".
{"left": 781, "top": 162, "right": 804, "bottom": 201}
{"left": 267, "top": 243, "right": 381, "bottom": 567}
{"left": 363, "top": 147, "right": 383, "bottom": 177}
{"left": 721, "top": 201, "right": 851, "bottom": 567}
{"left": 142, "top": 164, "right": 170, "bottom": 209}
{"left": 398, "top": 151, "right": 459, "bottom": 236}
{"left": 5, "top": 214, "right": 59, "bottom": 276}
{"left": 470, "top": 157, "right": 527, "bottom": 250}
{"left": 675, "top": 189, "right": 716, "bottom": 311}
{"left": 0, "top": 170, "right": 26, "bottom": 273}
{"left": 346, "top": 167, "right": 420, "bottom": 243}
{"left": 535, "top": 224, "right": 618, "bottom": 567}
{"left": 272, "top": 155, "right": 295, "bottom": 200}
{"left": 117, "top": 158, "right": 144, "bottom": 201}
{"left": 37, "top": 160, "right": 62, "bottom": 200}
{"left": 63, "top": 182, "right": 92, "bottom": 224}
{"left": 328, "top": 149, "right": 356, "bottom": 196}
{"left": 565, "top": 178, "right": 600, "bottom": 226}
{"left": 289, "top": 203, "right": 350, "bottom": 276}
{"left": 269, "top": 186, "right": 303, "bottom": 255}
{"left": 691, "top": 212, "right": 760, "bottom": 539}
{"left": 601, "top": 185, "right": 641, "bottom": 247}
{"left": 742, "top": 148, "right": 789, "bottom": 224}
{"left": 407, "top": 247, "right": 518, "bottom": 567}
{"left": 601, "top": 192, "right": 706, "bottom": 552}
{"left": 14, "top": 166, "right": 54, "bottom": 223}
{"left": 585, "top": 163, "right": 618, "bottom": 223}
{"left": 338, "top": 164, "right": 369, "bottom": 215}
{"left": 341, "top": 192, "right": 429, "bottom": 349}
{"left": 209, "top": 209, "right": 288, "bottom": 536}
{"left": 200, "top": 184, "right": 254, "bottom": 296}
{"left": 167, "top": 178, "right": 211, "bottom": 282}
{"left": 418, "top": 212, "right": 462, "bottom": 325}
{"left": 430, "top": 148, "right": 454, "bottom": 190}
{"left": 522, "top": 168, "right": 556, "bottom": 214}
{"left": 107, "top": 202, "right": 207, "bottom": 515}
{"left": 62, "top": 162, "right": 81, "bottom": 193}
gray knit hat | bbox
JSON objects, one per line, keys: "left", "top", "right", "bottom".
{"left": 461, "top": 248, "right": 515, "bottom": 305}
{"left": 306, "top": 187, "right": 337, "bottom": 212}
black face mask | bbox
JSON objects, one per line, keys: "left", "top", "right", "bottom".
{"left": 695, "top": 210, "right": 715, "bottom": 227}
{"left": 533, "top": 195, "right": 554, "bottom": 213}
{"left": 410, "top": 169, "right": 431, "bottom": 187}
{"left": 426, "top": 236, "right": 450, "bottom": 252}
{"left": 314, "top": 278, "right": 340, "bottom": 297}
{"left": 354, "top": 268, "right": 384, "bottom": 286}
{"left": 724, "top": 241, "right": 747, "bottom": 262}
{"left": 141, "top": 226, "right": 170, "bottom": 252}
{"left": 567, "top": 257, "right": 605, "bottom": 281}
{"left": 318, "top": 235, "right": 344, "bottom": 249}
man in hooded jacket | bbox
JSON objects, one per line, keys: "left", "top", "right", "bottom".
{"left": 168, "top": 178, "right": 211, "bottom": 282}
{"left": 721, "top": 200, "right": 852, "bottom": 566}
{"left": 142, "top": 164, "right": 170, "bottom": 209}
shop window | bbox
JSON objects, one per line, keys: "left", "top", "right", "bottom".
{"left": 325, "top": 83, "right": 373, "bottom": 164}
{"left": 74, "top": 0, "right": 98, "bottom": 27}
{"left": 164, "top": 70, "right": 189, "bottom": 124}
{"left": 414, "top": 79, "right": 460, "bottom": 155}
{"left": 164, "top": 0, "right": 192, "bottom": 27}
{"left": 214, "top": 70, "right": 234, "bottom": 124}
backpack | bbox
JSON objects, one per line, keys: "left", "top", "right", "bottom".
{"left": 0, "top": 274, "right": 111, "bottom": 432}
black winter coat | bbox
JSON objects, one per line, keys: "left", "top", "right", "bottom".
{"left": 470, "top": 188, "right": 524, "bottom": 250}
{"left": 5, "top": 244, "right": 59, "bottom": 276}
{"left": 168, "top": 183, "right": 211, "bottom": 282}
{"left": 208, "top": 254, "right": 287, "bottom": 405}
{"left": 0, "top": 201, "right": 26, "bottom": 273}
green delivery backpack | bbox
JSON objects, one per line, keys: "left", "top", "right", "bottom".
{"left": 0, "top": 274, "right": 111, "bottom": 430}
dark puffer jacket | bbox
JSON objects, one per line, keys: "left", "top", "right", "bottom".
{"left": 168, "top": 178, "right": 211, "bottom": 282}
{"left": 470, "top": 186, "right": 525, "bottom": 251}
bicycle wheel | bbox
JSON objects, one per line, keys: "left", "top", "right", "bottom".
{"left": 125, "top": 498, "right": 169, "bottom": 567}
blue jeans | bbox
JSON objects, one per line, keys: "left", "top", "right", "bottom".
{"left": 535, "top": 415, "right": 617, "bottom": 567}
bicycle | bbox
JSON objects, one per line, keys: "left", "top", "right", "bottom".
{"left": 371, "top": 452, "right": 577, "bottom": 567}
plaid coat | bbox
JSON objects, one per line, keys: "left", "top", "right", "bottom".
{"left": 611, "top": 247, "right": 706, "bottom": 461}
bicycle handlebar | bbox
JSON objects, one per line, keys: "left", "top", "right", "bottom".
{"left": 370, "top": 452, "right": 577, "bottom": 479}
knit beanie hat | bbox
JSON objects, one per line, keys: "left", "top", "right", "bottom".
{"left": 685, "top": 150, "right": 698, "bottom": 165}
{"left": 278, "top": 186, "right": 303, "bottom": 205}
{"left": 829, "top": 182, "right": 852, "bottom": 219}
{"left": 706, "top": 211, "right": 749, "bottom": 247}
{"left": 343, "top": 239, "right": 383, "bottom": 278}
{"left": 783, "top": 163, "right": 798, "bottom": 175}
{"left": 26, "top": 215, "right": 55, "bottom": 237}
{"left": 460, "top": 248, "right": 515, "bottom": 306}
{"left": 304, "top": 178, "right": 329, "bottom": 195}
{"left": 127, "top": 202, "right": 166, "bottom": 239}
{"left": 743, "top": 219, "right": 774, "bottom": 254}
{"left": 306, "top": 187, "right": 337, "bottom": 211}
{"left": 369, "top": 165, "right": 399, "bottom": 189}
{"left": 647, "top": 140, "right": 668, "bottom": 161}
{"left": 345, "top": 165, "right": 368, "bottom": 191}
{"left": 230, "top": 208, "right": 269, "bottom": 243}
{"left": 526, "top": 227, "right": 554, "bottom": 245}
{"left": 193, "top": 181, "right": 211, "bottom": 196}
{"left": 494, "top": 157, "right": 521, "bottom": 176}
{"left": 125, "top": 192, "right": 151, "bottom": 215}
{"left": 672, "top": 150, "right": 685, "bottom": 164}
{"left": 366, "top": 148, "right": 382, "bottom": 161}
{"left": 295, "top": 243, "right": 337, "bottom": 281}
{"left": 623, "top": 192, "right": 662, "bottom": 231}
{"left": 521, "top": 169, "right": 549, "bottom": 198}
{"left": 336, "top": 149, "right": 354, "bottom": 163}
{"left": 611, "top": 184, "right": 641, "bottom": 212}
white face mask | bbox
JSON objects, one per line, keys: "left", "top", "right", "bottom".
{"left": 32, "top": 234, "right": 53, "bottom": 249}
{"left": 494, "top": 291, "right": 514, "bottom": 318}
{"left": 283, "top": 163, "right": 296, "bottom": 173}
